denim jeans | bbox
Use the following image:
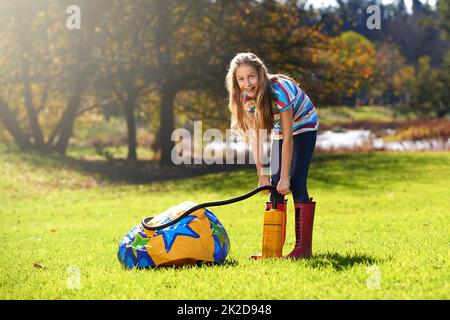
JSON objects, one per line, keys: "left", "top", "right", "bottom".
{"left": 270, "top": 130, "right": 317, "bottom": 203}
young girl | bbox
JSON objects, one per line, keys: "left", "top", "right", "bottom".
{"left": 225, "top": 52, "right": 318, "bottom": 259}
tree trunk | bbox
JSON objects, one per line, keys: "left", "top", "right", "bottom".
{"left": 22, "top": 57, "right": 45, "bottom": 148}
{"left": 159, "top": 86, "right": 176, "bottom": 167}
{"left": 54, "top": 76, "right": 86, "bottom": 154}
{"left": 124, "top": 97, "right": 137, "bottom": 161}
{"left": 0, "top": 99, "right": 31, "bottom": 150}
{"left": 154, "top": 1, "right": 175, "bottom": 167}
{"left": 54, "top": 7, "right": 97, "bottom": 155}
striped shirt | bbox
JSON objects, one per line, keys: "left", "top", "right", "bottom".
{"left": 243, "top": 77, "right": 319, "bottom": 140}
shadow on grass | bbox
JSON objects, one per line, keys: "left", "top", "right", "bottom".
{"left": 301, "top": 252, "right": 382, "bottom": 271}
{"left": 124, "top": 253, "right": 381, "bottom": 272}
{"left": 4, "top": 145, "right": 443, "bottom": 193}
{"left": 63, "top": 158, "right": 253, "bottom": 185}
{"left": 123, "top": 257, "right": 240, "bottom": 271}
{"left": 69, "top": 152, "right": 440, "bottom": 192}
{"left": 10, "top": 147, "right": 255, "bottom": 185}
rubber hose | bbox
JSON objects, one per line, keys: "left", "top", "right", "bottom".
{"left": 141, "top": 185, "right": 277, "bottom": 231}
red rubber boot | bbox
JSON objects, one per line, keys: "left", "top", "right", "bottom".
{"left": 250, "top": 200, "right": 287, "bottom": 259}
{"left": 284, "top": 199, "right": 316, "bottom": 259}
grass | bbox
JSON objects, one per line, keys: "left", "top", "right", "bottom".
{"left": 0, "top": 146, "right": 449, "bottom": 300}
{"left": 317, "top": 105, "right": 399, "bottom": 127}
{"left": 316, "top": 105, "right": 415, "bottom": 130}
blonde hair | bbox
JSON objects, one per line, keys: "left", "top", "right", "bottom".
{"left": 225, "top": 52, "right": 297, "bottom": 137}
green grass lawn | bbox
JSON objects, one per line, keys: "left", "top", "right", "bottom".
{"left": 317, "top": 105, "right": 409, "bottom": 128}
{"left": 0, "top": 146, "right": 449, "bottom": 299}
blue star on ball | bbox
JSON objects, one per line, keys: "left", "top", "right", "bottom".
{"left": 156, "top": 215, "right": 200, "bottom": 253}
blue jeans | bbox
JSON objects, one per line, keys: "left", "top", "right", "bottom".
{"left": 270, "top": 131, "right": 317, "bottom": 203}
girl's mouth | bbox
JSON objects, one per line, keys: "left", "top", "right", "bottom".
{"left": 246, "top": 87, "right": 256, "bottom": 95}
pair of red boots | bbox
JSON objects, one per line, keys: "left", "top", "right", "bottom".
{"left": 252, "top": 199, "right": 316, "bottom": 259}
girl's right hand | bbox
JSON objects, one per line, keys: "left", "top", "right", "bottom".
{"left": 258, "top": 176, "right": 271, "bottom": 194}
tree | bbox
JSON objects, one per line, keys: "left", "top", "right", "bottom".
{"left": 92, "top": 0, "right": 160, "bottom": 161}
{"left": 150, "top": 0, "right": 221, "bottom": 166}
{"left": 317, "top": 31, "right": 376, "bottom": 106}
{"left": 372, "top": 41, "right": 414, "bottom": 105}
{"left": 0, "top": 0, "right": 109, "bottom": 154}
{"left": 404, "top": 55, "right": 450, "bottom": 118}
{"left": 437, "top": 0, "right": 450, "bottom": 39}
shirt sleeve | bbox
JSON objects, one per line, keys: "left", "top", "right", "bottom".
{"left": 271, "top": 78, "right": 299, "bottom": 113}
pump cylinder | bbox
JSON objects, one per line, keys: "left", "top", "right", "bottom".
{"left": 261, "top": 208, "right": 286, "bottom": 257}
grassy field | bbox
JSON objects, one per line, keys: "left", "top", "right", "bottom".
{"left": 0, "top": 145, "right": 449, "bottom": 300}
{"left": 317, "top": 105, "right": 405, "bottom": 128}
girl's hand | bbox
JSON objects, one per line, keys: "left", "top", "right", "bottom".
{"left": 277, "top": 178, "right": 291, "bottom": 195}
{"left": 258, "top": 176, "right": 271, "bottom": 194}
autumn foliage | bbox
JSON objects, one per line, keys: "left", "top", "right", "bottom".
{"left": 0, "top": 0, "right": 448, "bottom": 163}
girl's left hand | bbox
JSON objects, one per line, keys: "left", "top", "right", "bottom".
{"left": 277, "top": 178, "right": 291, "bottom": 195}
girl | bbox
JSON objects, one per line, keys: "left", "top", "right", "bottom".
{"left": 225, "top": 52, "right": 318, "bottom": 259}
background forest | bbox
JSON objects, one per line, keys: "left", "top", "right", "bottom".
{"left": 0, "top": 0, "right": 448, "bottom": 165}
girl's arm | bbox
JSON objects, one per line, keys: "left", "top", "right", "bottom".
{"left": 247, "top": 122, "right": 265, "bottom": 176}
{"left": 247, "top": 119, "right": 270, "bottom": 193}
{"left": 278, "top": 108, "right": 293, "bottom": 195}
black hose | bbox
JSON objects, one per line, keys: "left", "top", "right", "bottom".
{"left": 141, "top": 185, "right": 278, "bottom": 231}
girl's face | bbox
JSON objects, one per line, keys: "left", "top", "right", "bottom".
{"left": 235, "top": 64, "right": 259, "bottom": 98}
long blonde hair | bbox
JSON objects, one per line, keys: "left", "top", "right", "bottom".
{"left": 225, "top": 52, "right": 297, "bottom": 136}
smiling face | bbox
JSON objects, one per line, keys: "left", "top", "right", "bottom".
{"left": 235, "top": 64, "right": 259, "bottom": 98}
